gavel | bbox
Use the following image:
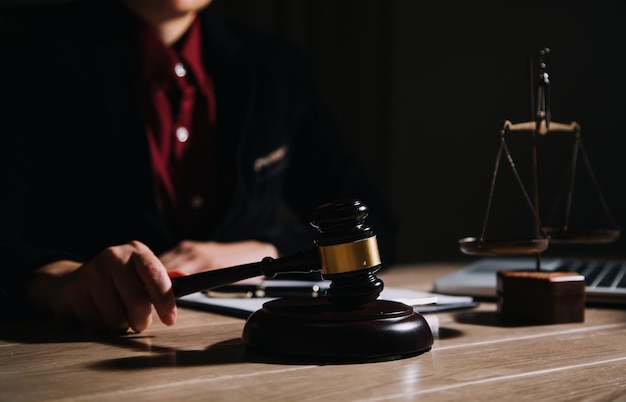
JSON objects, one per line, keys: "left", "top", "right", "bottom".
{"left": 172, "top": 198, "right": 433, "bottom": 361}
{"left": 171, "top": 198, "right": 383, "bottom": 306}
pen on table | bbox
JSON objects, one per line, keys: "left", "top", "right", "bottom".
{"left": 203, "top": 282, "right": 327, "bottom": 299}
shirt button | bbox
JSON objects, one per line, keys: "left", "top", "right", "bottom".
{"left": 176, "top": 127, "right": 189, "bottom": 142}
{"left": 174, "top": 62, "right": 187, "bottom": 78}
{"left": 190, "top": 195, "right": 204, "bottom": 209}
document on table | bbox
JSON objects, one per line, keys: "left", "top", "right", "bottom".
{"left": 177, "top": 279, "right": 478, "bottom": 318}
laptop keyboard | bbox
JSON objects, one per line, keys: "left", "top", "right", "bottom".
{"left": 557, "top": 260, "right": 626, "bottom": 290}
{"left": 433, "top": 257, "right": 626, "bottom": 305}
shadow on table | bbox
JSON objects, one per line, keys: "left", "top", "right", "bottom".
{"left": 89, "top": 336, "right": 440, "bottom": 367}
{"left": 0, "top": 317, "right": 463, "bottom": 367}
{"left": 453, "top": 310, "right": 553, "bottom": 327}
{"left": 89, "top": 323, "right": 466, "bottom": 368}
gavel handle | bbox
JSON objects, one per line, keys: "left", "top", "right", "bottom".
{"left": 171, "top": 248, "right": 321, "bottom": 298}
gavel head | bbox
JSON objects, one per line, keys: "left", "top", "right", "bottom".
{"left": 310, "top": 199, "right": 384, "bottom": 306}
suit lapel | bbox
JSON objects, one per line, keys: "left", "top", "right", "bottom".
{"left": 200, "top": 8, "right": 256, "bottom": 233}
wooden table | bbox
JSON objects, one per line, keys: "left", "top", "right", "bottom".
{"left": 1, "top": 263, "right": 625, "bottom": 401}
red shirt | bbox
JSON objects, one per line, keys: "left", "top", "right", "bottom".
{"left": 133, "top": 16, "right": 217, "bottom": 236}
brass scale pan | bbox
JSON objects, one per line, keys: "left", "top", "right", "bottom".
{"left": 459, "top": 227, "right": 620, "bottom": 256}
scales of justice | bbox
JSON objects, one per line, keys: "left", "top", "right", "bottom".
{"left": 458, "top": 48, "right": 620, "bottom": 323}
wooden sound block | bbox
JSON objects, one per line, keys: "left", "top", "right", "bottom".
{"left": 497, "top": 270, "right": 586, "bottom": 324}
{"left": 241, "top": 297, "right": 433, "bottom": 362}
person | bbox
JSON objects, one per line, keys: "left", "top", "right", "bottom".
{"left": 0, "top": 0, "right": 397, "bottom": 333}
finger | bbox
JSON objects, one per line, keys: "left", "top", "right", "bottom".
{"left": 79, "top": 257, "right": 134, "bottom": 332}
{"left": 111, "top": 261, "right": 154, "bottom": 333}
{"left": 130, "top": 241, "right": 177, "bottom": 326}
{"left": 89, "top": 283, "right": 131, "bottom": 332}
{"left": 86, "top": 246, "right": 148, "bottom": 332}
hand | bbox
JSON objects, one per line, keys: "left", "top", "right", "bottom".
{"left": 160, "top": 240, "right": 279, "bottom": 278}
{"left": 27, "top": 241, "right": 177, "bottom": 333}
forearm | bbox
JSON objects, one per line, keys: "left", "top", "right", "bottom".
{"left": 160, "top": 240, "right": 280, "bottom": 277}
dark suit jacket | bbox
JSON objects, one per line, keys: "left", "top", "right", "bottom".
{"left": 0, "top": 1, "right": 397, "bottom": 312}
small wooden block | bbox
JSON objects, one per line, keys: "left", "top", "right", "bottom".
{"left": 497, "top": 270, "right": 586, "bottom": 324}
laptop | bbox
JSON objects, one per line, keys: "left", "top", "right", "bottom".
{"left": 433, "top": 256, "right": 626, "bottom": 306}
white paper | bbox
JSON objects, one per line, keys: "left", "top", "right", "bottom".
{"left": 178, "top": 284, "right": 476, "bottom": 317}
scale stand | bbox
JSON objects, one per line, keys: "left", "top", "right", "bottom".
{"left": 459, "top": 48, "right": 620, "bottom": 324}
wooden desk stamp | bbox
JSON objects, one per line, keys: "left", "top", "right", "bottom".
{"left": 497, "top": 270, "right": 586, "bottom": 324}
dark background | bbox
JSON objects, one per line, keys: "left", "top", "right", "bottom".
{"left": 212, "top": 0, "right": 626, "bottom": 263}
{"left": 3, "top": 0, "right": 625, "bottom": 263}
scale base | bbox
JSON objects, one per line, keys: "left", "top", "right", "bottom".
{"left": 241, "top": 297, "right": 433, "bottom": 362}
{"left": 497, "top": 270, "right": 586, "bottom": 324}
